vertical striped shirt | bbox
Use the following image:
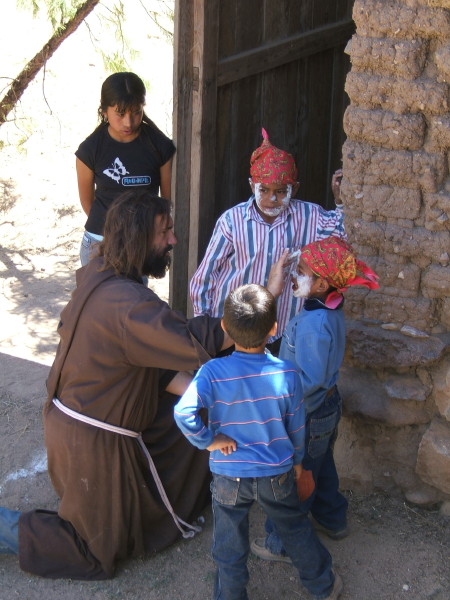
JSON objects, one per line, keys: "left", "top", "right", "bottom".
{"left": 189, "top": 197, "right": 346, "bottom": 341}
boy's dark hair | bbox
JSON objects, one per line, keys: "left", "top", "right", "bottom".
{"left": 98, "top": 190, "right": 171, "bottom": 278}
{"left": 223, "top": 284, "right": 276, "bottom": 348}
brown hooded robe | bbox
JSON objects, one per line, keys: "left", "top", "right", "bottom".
{"left": 18, "top": 257, "right": 224, "bottom": 580}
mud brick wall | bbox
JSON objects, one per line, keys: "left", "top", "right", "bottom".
{"left": 334, "top": 0, "right": 450, "bottom": 512}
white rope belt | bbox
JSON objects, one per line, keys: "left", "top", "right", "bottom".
{"left": 52, "top": 398, "right": 201, "bottom": 539}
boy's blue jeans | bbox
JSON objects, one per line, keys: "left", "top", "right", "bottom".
{"left": 0, "top": 507, "right": 20, "bottom": 554}
{"left": 211, "top": 470, "right": 334, "bottom": 600}
{"left": 265, "top": 387, "right": 348, "bottom": 554}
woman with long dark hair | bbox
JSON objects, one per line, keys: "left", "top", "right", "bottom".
{"left": 76, "top": 72, "right": 175, "bottom": 265}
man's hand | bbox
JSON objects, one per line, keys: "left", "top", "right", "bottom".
{"left": 207, "top": 433, "right": 237, "bottom": 455}
{"left": 267, "top": 249, "right": 291, "bottom": 298}
{"left": 331, "top": 169, "right": 343, "bottom": 204}
{"left": 165, "top": 371, "right": 193, "bottom": 395}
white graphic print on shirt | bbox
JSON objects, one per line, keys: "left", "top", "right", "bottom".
{"left": 103, "top": 157, "right": 129, "bottom": 183}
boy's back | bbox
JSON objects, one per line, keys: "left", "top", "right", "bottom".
{"left": 174, "top": 283, "right": 343, "bottom": 600}
{"left": 174, "top": 351, "right": 305, "bottom": 478}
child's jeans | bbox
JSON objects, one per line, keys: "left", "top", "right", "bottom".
{"left": 0, "top": 507, "right": 20, "bottom": 554}
{"left": 211, "top": 470, "right": 334, "bottom": 600}
{"left": 265, "top": 387, "right": 348, "bottom": 554}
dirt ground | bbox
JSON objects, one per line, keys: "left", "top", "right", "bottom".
{"left": 0, "top": 357, "right": 449, "bottom": 600}
{"left": 0, "top": 4, "right": 449, "bottom": 598}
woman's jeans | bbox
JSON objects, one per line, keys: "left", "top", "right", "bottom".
{"left": 80, "top": 231, "right": 103, "bottom": 266}
{"left": 266, "top": 388, "right": 348, "bottom": 554}
{"left": 211, "top": 471, "right": 334, "bottom": 600}
{"left": 0, "top": 507, "right": 20, "bottom": 554}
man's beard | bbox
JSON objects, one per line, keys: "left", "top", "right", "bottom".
{"left": 143, "top": 245, "right": 173, "bottom": 278}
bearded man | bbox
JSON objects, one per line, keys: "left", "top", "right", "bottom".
{"left": 0, "top": 190, "right": 231, "bottom": 580}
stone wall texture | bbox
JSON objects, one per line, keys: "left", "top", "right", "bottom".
{"left": 335, "top": 0, "right": 450, "bottom": 512}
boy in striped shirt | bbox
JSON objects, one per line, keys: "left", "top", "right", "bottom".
{"left": 174, "top": 283, "right": 343, "bottom": 600}
{"left": 189, "top": 128, "right": 345, "bottom": 353}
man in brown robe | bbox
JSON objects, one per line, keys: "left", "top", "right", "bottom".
{"left": 0, "top": 190, "right": 229, "bottom": 579}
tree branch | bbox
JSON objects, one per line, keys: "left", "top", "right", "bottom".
{"left": 0, "top": 0, "right": 100, "bottom": 126}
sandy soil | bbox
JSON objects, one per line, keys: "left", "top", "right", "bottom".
{"left": 0, "top": 2, "right": 449, "bottom": 599}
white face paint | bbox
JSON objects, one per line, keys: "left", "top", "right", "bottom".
{"left": 254, "top": 183, "right": 292, "bottom": 217}
{"left": 292, "top": 273, "right": 314, "bottom": 298}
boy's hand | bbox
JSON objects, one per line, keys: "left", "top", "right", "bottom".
{"left": 293, "top": 464, "right": 303, "bottom": 480}
{"left": 296, "top": 467, "right": 315, "bottom": 501}
{"left": 207, "top": 433, "right": 237, "bottom": 455}
{"left": 267, "top": 249, "right": 290, "bottom": 298}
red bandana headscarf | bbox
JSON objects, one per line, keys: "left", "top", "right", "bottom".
{"left": 250, "top": 128, "right": 298, "bottom": 185}
{"left": 301, "top": 236, "right": 380, "bottom": 308}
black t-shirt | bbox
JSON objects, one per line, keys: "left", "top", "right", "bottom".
{"left": 76, "top": 122, "right": 176, "bottom": 235}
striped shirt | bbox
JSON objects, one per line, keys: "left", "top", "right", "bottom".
{"left": 174, "top": 351, "right": 305, "bottom": 478}
{"left": 189, "top": 197, "right": 345, "bottom": 341}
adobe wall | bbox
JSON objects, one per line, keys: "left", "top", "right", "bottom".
{"left": 335, "top": 0, "right": 450, "bottom": 512}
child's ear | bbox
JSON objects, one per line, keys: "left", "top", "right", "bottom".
{"left": 220, "top": 319, "right": 227, "bottom": 333}
{"left": 269, "top": 322, "right": 278, "bottom": 337}
{"left": 248, "top": 178, "right": 255, "bottom": 193}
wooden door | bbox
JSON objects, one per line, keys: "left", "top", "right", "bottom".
{"left": 172, "top": 0, "right": 354, "bottom": 313}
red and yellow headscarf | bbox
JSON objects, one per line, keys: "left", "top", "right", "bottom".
{"left": 301, "top": 236, "right": 380, "bottom": 308}
{"left": 250, "top": 128, "right": 298, "bottom": 185}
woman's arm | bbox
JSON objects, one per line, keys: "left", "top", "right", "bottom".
{"left": 76, "top": 158, "right": 95, "bottom": 216}
{"left": 159, "top": 158, "right": 173, "bottom": 200}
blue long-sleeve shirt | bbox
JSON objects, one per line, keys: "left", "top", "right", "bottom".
{"left": 279, "top": 298, "right": 345, "bottom": 415}
{"left": 174, "top": 351, "right": 305, "bottom": 478}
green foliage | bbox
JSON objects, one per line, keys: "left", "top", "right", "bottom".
{"left": 138, "top": 0, "right": 174, "bottom": 42}
{"left": 17, "top": 0, "right": 39, "bottom": 18}
{"left": 96, "top": 1, "right": 131, "bottom": 72}
{"left": 17, "top": 0, "right": 82, "bottom": 31}
{"left": 102, "top": 51, "right": 130, "bottom": 74}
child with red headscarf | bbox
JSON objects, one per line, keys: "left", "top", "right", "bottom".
{"left": 251, "top": 236, "right": 379, "bottom": 562}
{"left": 189, "top": 129, "right": 345, "bottom": 353}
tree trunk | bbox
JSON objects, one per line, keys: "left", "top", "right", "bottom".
{"left": 0, "top": 0, "right": 100, "bottom": 126}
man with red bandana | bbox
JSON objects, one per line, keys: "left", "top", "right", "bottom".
{"left": 189, "top": 129, "right": 345, "bottom": 353}
{"left": 251, "top": 236, "right": 379, "bottom": 564}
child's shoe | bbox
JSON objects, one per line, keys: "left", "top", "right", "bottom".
{"left": 311, "top": 517, "right": 349, "bottom": 540}
{"left": 321, "top": 571, "right": 343, "bottom": 599}
{"left": 250, "top": 537, "right": 292, "bottom": 563}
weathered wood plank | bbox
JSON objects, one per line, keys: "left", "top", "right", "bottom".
{"left": 191, "top": 0, "right": 220, "bottom": 271}
{"left": 171, "top": 0, "right": 194, "bottom": 311}
{"left": 217, "top": 19, "right": 354, "bottom": 86}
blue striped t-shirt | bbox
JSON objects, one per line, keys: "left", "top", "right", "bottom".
{"left": 174, "top": 351, "right": 305, "bottom": 478}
